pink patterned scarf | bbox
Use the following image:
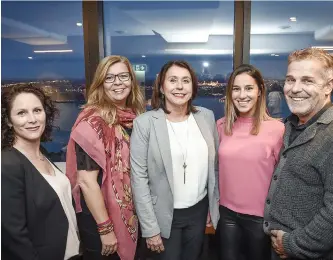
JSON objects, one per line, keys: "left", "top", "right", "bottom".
{"left": 66, "top": 107, "right": 138, "bottom": 260}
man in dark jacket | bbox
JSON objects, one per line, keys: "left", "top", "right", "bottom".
{"left": 264, "top": 47, "right": 333, "bottom": 260}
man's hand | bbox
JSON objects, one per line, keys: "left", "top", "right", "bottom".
{"left": 146, "top": 234, "right": 165, "bottom": 253}
{"left": 206, "top": 213, "right": 212, "bottom": 228}
{"left": 271, "top": 230, "right": 287, "bottom": 259}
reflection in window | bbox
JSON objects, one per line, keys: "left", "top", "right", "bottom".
{"left": 103, "top": 1, "right": 234, "bottom": 120}
{"left": 1, "top": 1, "right": 84, "bottom": 161}
{"left": 250, "top": 1, "right": 333, "bottom": 119}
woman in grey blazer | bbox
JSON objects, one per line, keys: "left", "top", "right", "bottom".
{"left": 130, "top": 60, "right": 220, "bottom": 260}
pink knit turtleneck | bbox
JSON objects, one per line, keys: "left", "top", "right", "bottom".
{"left": 216, "top": 117, "right": 285, "bottom": 217}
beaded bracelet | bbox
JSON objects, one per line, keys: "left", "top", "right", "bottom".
{"left": 97, "top": 218, "right": 112, "bottom": 227}
{"left": 98, "top": 225, "right": 114, "bottom": 236}
{"left": 97, "top": 224, "right": 114, "bottom": 232}
{"left": 97, "top": 219, "right": 114, "bottom": 236}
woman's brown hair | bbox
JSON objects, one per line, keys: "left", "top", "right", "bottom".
{"left": 1, "top": 84, "right": 58, "bottom": 149}
{"left": 151, "top": 60, "right": 198, "bottom": 114}
{"left": 224, "top": 64, "right": 271, "bottom": 136}
{"left": 84, "top": 55, "right": 145, "bottom": 124}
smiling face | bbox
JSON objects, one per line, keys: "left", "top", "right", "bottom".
{"left": 284, "top": 59, "right": 332, "bottom": 124}
{"left": 103, "top": 62, "right": 132, "bottom": 108}
{"left": 231, "top": 72, "right": 261, "bottom": 117}
{"left": 161, "top": 65, "right": 193, "bottom": 111}
{"left": 9, "top": 93, "right": 46, "bottom": 144}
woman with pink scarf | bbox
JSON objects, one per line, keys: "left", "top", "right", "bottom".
{"left": 66, "top": 56, "right": 145, "bottom": 260}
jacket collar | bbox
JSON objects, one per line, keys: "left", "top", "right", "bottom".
{"left": 317, "top": 105, "right": 333, "bottom": 125}
{"left": 283, "top": 105, "right": 333, "bottom": 153}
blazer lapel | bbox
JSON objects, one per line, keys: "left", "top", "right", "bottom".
{"left": 152, "top": 109, "right": 174, "bottom": 195}
{"left": 193, "top": 110, "right": 215, "bottom": 183}
{"left": 193, "top": 110, "right": 214, "bottom": 150}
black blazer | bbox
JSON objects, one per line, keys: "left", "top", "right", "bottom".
{"left": 1, "top": 147, "right": 69, "bottom": 260}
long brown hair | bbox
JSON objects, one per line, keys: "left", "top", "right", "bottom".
{"left": 151, "top": 60, "right": 198, "bottom": 114}
{"left": 84, "top": 55, "right": 145, "bottom": 124}
{"left": 224, "top": 64, "right": 271, "bottom": 135}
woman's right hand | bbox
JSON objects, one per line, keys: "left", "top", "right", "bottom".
{"left": 100, "top": 231, "right": 118, "bottom": 256}
{"left": 146, "top": 234, "right": 165, "bottom": 253}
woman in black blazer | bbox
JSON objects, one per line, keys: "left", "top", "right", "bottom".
{"left": 1, "top": 85, "right": 80, "bottom": 260}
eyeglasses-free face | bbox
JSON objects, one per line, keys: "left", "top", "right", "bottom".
{"left": 231, "top": 73, "right": 260, "bottom": 117}
{"left": 161, "top": 65, "right": 193, "bottom": 111}
{"left": 9, "top": 93, "right": 47, "bottom": 143}
{"left": 284, "top": 59, "right": 332, "bottom": 124}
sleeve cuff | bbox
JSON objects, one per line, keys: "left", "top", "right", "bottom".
{"left": 141, "top": 227, "right": 161, "bottom": 238}
{"left": 282, "top": 232, "right": 295, "bottom": 258}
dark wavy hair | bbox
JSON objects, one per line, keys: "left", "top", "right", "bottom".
{"left": 1, "top": 84, "right": 58, "bottom": 149}
{"left": 151, "top": 60, "right": 198, "bottom": 114}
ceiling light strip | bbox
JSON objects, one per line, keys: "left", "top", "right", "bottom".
{"left": 311, "top": 46, "right": 333, "bottom": 50}
{"left": 34, "top": 50, "right": 73, "bottom": 53}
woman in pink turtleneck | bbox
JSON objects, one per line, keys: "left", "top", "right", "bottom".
{"left": 216, "top": 64, "right": 285, "bottom": 260}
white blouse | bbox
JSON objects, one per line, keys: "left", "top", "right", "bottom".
{"left": 41, "top": 162, "right": 80, "bottom": 260}
{"left": 166, "top": 113, "right": 209, "bottom": 209}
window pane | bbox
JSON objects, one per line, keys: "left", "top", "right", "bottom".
{"left": 250, "top": 1, "right": 333, "bottom": 119}
{"left": 1, "top": 1, "right": 84, "bottom": 162}
{"left": 103, "top": 1, "right": 234, "bottom": 120}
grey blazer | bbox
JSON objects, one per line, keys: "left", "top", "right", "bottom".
{"left": 130, "top": 107, "right": 220, "bottom": 239}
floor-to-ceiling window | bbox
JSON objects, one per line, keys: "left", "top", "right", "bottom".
{"left": 250, "top": 1, "right": 333, "bottom": 119}
{"left": 103, "top": 1, "right": 235, "bottom": 120}
{"left": 4, "top": 1, "right": 332, "bottom": 162}
{"left": 1, "top": 1, "right": 84, "bottom": 161}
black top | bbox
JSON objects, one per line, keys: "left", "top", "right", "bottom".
{"left": 75, "top": 143, "right": 102, "bottom": 214}
{"left": 1, "top": 147, "right": 69, "bottom": 260}
{"left": 75, "top": 126, "right": 132, "bottom": 172}
{"left": 286, "top": 103, "right": 332, "bottom": 145}
{"left": 76, "top": 144, "right": 100, "bottom": 172}
{"left": 75, "top": 126, "right": 132, "bottom": 213}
